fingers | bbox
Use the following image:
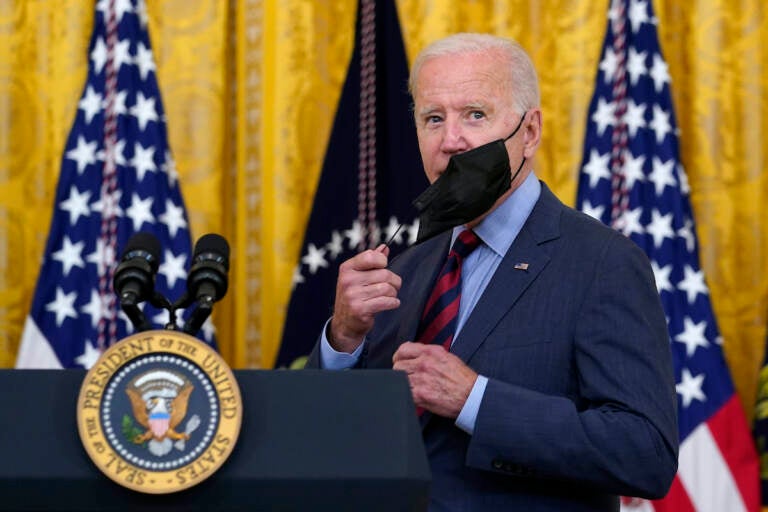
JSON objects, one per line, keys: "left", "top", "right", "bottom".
{"left": 342, "top": 247, "right": 390, "bottom": 272}
{"left": 393, "top": 342, "right": 477, "bottom": 418}
{"left": 392, "top": 341, "right": 441, "bottom": 364}
{"left": 374, "top": 243, "right": 390, "bottom": 257}
{"left": 329, "top": 249, "right": 402, "bottom": 352}
{"left": 338, "top": 267, "right": 401, "bottom": 295}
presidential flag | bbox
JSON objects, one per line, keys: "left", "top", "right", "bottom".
{"left": 16, "top": 0, "right": 212, "bottom": 369}
{"left": 275, "top": 0, "right": 427, "bottom": 368}
{"left": 576, "top": 0, "right": 759, "bottom": 510}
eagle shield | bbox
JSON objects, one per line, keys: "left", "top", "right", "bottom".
{"left": 126, "top": 370, "right": 195, "bottom": 456}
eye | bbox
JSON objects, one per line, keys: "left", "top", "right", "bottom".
{"left": 424, "top": 114, "right": 443, "bottom": 125}
{"left": 469, "top": 110, "right": 485, "bottom": 120}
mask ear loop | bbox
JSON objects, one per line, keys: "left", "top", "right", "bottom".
{"left": 504, "top": 110, "right": 528, "bottom": 142}
{"left": 504, "top": 110, "right": 529, "bottom": 184}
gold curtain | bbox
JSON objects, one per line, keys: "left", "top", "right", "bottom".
{"left": 1, "top": 0, "right": 766, "bottom": 421}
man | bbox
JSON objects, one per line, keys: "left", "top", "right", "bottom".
{"left": 305, "top": 33, "right": 678, "bottom": 511}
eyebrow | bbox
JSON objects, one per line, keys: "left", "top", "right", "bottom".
{"left": 416, "top": 106, "right": 442, "bottom": 118}
{"left": 464, "top": 101, "right": 490, "bottom": 111}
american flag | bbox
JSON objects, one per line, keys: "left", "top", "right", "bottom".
{"left": 15, "top": 0, "right": 213, "bottom": 369}
{"left": 576, "top": 1, "right": 759, "bottom": 510}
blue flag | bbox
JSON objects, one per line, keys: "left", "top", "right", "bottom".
{"left": 275, "top": 0, "right": 427, "bottom": 368}
{"left": 16, "top": 0, "right": 211, "bottom": 369}
{"left": 576, "top": 1, "right": 758, "bottom": 510}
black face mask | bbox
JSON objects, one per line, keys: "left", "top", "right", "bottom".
{"left": 413, "top": 112, "right": 528, "bottom": 243}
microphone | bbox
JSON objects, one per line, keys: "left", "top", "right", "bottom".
{"left": 182, "top": 234, "right": 230, "bottom": 335}
{"left": 114, "top": 232, "right": 161, "bottom": 305}
{"left": 113, "top": 232, "right": 161, "bottom": 331}
{"left": 188, "top": 234, "right": 230, "bottom": 304}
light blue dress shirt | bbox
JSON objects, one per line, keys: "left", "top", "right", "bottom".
{"left": 321, "top": 172, "right": 542, "bottom": 434}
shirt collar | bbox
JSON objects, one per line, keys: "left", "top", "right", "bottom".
{"left": 452, "top": 172, "right": 541, "bottom": 257}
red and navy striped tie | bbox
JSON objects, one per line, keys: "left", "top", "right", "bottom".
{"left": 416, "top": 230, "right": 482, "bottom": 350}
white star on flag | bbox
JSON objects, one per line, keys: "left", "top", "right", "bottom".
{"left": 125, "top": 193, "right": 155, "bottom": 231}
{"left": 676, "top": 368, "right": 706, "bottom": 408}
{"left": 326, "top": 231, "right": 344, "bottom": 259}
{"left": 159, "top": 199, "right": 188, "bottom": 238}
{"left": 51, "top": 236, "right": 86, "bottom": 276}
{"left": 59, "top": 186, "right": 92, "bottom": 225}
{"left": 624, "top": 100, "right": 647, "bottom": 137}
{"left": 650, "top": 261, "right": 674, "bottom": 294}
{"left": 78, "top": 86, "right": 103, "bottom": 124}
{"left": 345, "top": 220, "right": 365, "bottom": 250}
{"left": 582, "top": 149, "right": 611, "bottom": 188}
{"left": 384, "top": 216, "right": 404, "bottom": 245}
{"left": 618, "top": 206, "right": 644, "bottom": 238}
{"left": 302, "top": 244, "right": 329, "bottom": 275}
{"left": 591, "top": 98, "right": 616, "bottom": 136}
{"left": 621, "top": 150, "right": 646, "bottom": 189}
{"left": 45, "top": 288, "right": 78, "bottom": 327}
{"left": 66, "top": 136, "right": 99, "bottom": 174}
{"left": 130, "top": 91, "right": 158, "bottom": 131}
{"left": 649, "top": 156, "right": 676, "bottom": 195}
{"left": 81, "top": 290, "right": 108, "bottom": 329}
{"left": 675, "top": 317, "right": 709, "bottom": 357}
{"left": 677, "top": 265, "right": 708, "bottom": 305}
{"left": 649, "top": 103, "right": 672, "bottom": 143}
{"left": 131, "top": 142, "right": 157, "bottom": 181}
{"left": 581, "top": 200, "right": 606, "bottom": 221}
{"left": 158, "top": 250, "right": 188, "bottom": 289}
{"left": 645, "top": 209, "right": 674, "bottom": 248}
{"left": 135, "top": 42, "right": 156, "bottom": 80}
{"left": 626, "top": 47, "right": 647, "bottom": 85}
{"left": 75, "top": 340, "right": 102, "bottom": 369}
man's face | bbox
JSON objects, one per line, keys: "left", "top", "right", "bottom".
{"left": 413, "top": 50, "right": 527, "bottom": 185}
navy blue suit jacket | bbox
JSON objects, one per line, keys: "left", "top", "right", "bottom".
{"left": 307, "top": 182, "right": 678, "bottom": 511}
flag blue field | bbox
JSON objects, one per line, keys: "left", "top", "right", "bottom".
{"left": 576, "top": 1, "right": 758, "bottom": 510}
{"left": 16, "top": 0, "right": 211, "bottom": 369}
{"left": 275, "top": 0, "right": 427, "bottom": 368}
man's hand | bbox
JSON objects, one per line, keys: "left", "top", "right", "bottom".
{"left": 392, "top": 342, "right": 478, "bottom": 418}
{"left": 329, "top": 244, "right": 402, "bottom": 353}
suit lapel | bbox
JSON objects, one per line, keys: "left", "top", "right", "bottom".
{"left": 452, "top": 184, "right": 563, "bottom": 364}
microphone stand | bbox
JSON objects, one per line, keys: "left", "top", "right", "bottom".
{"left": 182, "top": 297, "right": 213, "bottom": 336}
{"left": 168, "top": 293, "right": 213, "bottom": 337}
{"left": 120, "top": 302, "right": 154, "bottom": 332}
{"left": 117, "top": 262, "right": 224, "bottom": 338}
{"left": 150, "top": 292, "right": 179, "bottom": 331}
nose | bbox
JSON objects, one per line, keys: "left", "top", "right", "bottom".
{"left": 439, "top": 120, "right": 469, "bottom": 154}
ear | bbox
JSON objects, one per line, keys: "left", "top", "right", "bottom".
{"left": 522, "top": 108, "right": 542, "bottom": 159}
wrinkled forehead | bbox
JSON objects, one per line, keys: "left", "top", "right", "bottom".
{"left": 413, "top": 51, "right": 514, "bottom": 109}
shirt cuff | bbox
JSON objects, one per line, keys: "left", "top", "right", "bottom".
{"left": 455, "top": 375, "right": 488, "bottom": 435}
{"left": 319, "top": 318, "right": 365, "bottom": 370}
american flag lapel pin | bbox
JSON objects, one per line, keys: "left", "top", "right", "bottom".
{"left": 514, "top": 262, "right": 529, "bottom": 271}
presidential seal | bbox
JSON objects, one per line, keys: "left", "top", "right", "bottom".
{"left": 77, "top": 330, "right": 242, "bottom": 494}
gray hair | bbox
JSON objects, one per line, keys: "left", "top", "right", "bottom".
{"left": 408, "top": 33, "right": 540, "bottom": 114}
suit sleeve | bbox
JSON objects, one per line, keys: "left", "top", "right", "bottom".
{"left": 465, "top": 235, "right": 679, "bottom": 499}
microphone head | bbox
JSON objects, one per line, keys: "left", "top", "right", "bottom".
{"left": 187, "top": 233, "right": 230, "bottom": 303}
{"left": 193, "top": 233, "right": 229, "bottom": 270}
{"left": 120, "top": 232, "right": 161, "bottom": 270}
{"left": 113, "top": 232, "right": 162, "bottom": 308}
